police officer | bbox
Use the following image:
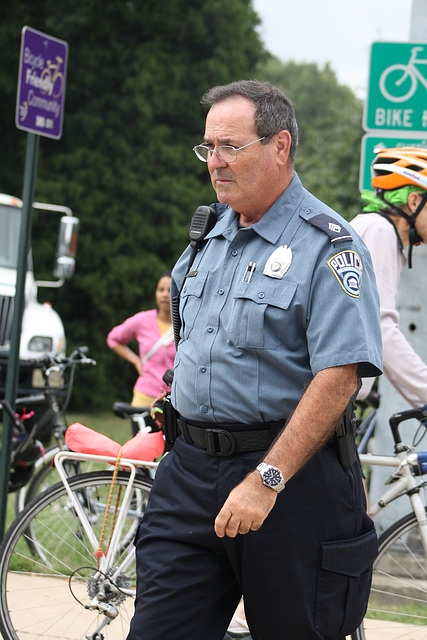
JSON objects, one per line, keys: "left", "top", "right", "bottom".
{"left": 126, "top": 80, "right": 382, "bottom": 640}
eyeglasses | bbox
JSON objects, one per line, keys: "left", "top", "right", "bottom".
{"left": 193, "top": 136, "right": 266, "bottom": 163}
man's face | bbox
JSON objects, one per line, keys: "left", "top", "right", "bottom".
{"left": 415, "top": 198, "right": 427, "bottom": 242}
{"left": 203, "top": 96, "right": 285, "bottom": 221}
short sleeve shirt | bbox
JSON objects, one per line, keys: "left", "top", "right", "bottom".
{"left": 171, "top": 174, "right": 382, "bottom": 423}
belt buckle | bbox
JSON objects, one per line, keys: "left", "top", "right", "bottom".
{"left": 204, "top": 428, "right": 235, "bottom": 457}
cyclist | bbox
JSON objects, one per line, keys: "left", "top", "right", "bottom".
{"left": 351, "top": 147, "right": 427, "bottom": 407}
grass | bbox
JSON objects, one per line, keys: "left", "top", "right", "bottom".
{"left": 367, "top": 597, "right": 427, "bottom": 625}
{"left": 67, "top": 410, "right": 134, "bottom": 444}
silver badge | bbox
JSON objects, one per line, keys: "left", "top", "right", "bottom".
{"left": 263, "top": 245, "right": 292, "bottom": 279}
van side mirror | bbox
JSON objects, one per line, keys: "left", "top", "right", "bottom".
{"left": 53, "top": 216, "right": 79, "bottom": 280}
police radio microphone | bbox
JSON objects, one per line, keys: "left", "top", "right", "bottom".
{"left": 189, "top": 205, "right": 216, "bottom": 249}
{"left": 187, "top": 205, "right": 216, "bottom": 269}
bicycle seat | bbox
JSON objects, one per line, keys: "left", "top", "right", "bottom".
{"left": 113, "top": 402, "right": 151, "bottom": 418}
{"left": 65, "top": 422, "right": 165, "bottom": 462}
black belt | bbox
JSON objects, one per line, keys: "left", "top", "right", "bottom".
{"left": 177, "top": 416, "right": 285, "bottom": 457}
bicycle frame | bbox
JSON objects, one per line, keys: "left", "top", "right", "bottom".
{"left": 54, "top": 450, "right": 158, "bottom": 578}
{"left": 360, "top": 448, "right": 427, "bottom": 552}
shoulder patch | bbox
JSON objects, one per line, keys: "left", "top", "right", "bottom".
{"left": 328, "top": 250, "right": 363, "bottom": 298}
{"left": 306, "top": 214, "right": 353, "bottom": 244}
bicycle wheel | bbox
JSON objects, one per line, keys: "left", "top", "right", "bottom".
{"left": 352, "top": 509, "right": 427, "bottom": 639}
{"left": 14, "top": 448, "right": 110, "bottom": 515}
{"left": 14, "top": 445, "right": 60, "bottom": 514}
{"left": 379, "top": 64, "right": 417, "bottom": 102}
{"left": 0, "top": 470, "right": 152, "bottom": 640}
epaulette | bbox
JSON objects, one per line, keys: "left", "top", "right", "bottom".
{"left": 305, "top": 213, "right": 353, "bottom": 244}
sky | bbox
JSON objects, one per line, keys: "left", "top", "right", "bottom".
{"left": 251, "top": 0, "right": 416, "bottom": 99}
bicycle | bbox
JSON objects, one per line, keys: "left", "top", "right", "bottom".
{"left": 0, "top": 425, "right": 161, "bottom": 640}
{"left": 379, "top": 45, "right": 427, "bottom": 103}
{"left": 40, "top": 55, "right": 65, "bottom": 99}
{"left": 352, "top": 403, "right": 427, "bottom": 639}
{"left": 0, "top": 346, "right": 96, "bottom": 513}
{"left": 3, "top": 401, "right": 427, "bottom": 640}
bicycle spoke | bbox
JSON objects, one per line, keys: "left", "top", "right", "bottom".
{"left": 353, "top": 512, "right": 427, "bottom": 639}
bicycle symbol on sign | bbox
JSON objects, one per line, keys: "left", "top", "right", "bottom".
{"left": 379, "top": 46, "right": 427, "bottom": 103}
{"left": 40, "top": 56, "right": 65, "bottom": 99}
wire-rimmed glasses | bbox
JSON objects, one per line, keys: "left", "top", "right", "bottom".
{"left": 193, "top": 136, "right": 266, "bottom": 163}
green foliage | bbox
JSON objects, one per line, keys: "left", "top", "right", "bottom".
{"left": 0, "top": 5, "right": 366, "bottom": 411}
{"left": 257, "top": 57, "right": 364, "bottom": 221}
{"left": 0, "top": 0, "right": 265, "bottom": 409}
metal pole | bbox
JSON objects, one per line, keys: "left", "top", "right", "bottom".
{"left": 410, "top": 0, "right": 427, "bottom": 40}
{"left": 0, "top": 132, "right": 40, "bottom": 539}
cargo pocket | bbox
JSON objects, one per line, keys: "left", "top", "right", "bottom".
{"left": 315, "top": 527, "right": 378, "bottom": 637}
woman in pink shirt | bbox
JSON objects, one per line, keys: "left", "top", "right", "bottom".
{"left": 107, "top": 273, "right": 175, "bottom": 407}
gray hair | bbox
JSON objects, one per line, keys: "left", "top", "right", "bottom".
{"left": 200, "top": 80, "right": 299, "bottom": 163}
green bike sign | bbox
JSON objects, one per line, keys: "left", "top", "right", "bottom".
{"left": 364, "top": 42, "right": 427, "bottom": 133}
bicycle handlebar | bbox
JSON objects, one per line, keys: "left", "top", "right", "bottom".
{"left": 19, "top": 346, "right": 96, "bottom": 370}
{"left": 389, "top": 404, "right": 427, "bottom": 447}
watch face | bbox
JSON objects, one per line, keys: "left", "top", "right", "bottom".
{"left": 264, "top": 467, "right": 282, "bottom": 486}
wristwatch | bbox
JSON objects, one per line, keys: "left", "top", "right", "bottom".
{"left": 256, "top": 462, "right": 286, "bottom": 493}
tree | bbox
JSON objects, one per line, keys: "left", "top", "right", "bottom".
{"left": 0, "top": 0, "right": 266, "bottom": 408}
{"left": 257, "top": 57, "right": 364, "bottom": 221}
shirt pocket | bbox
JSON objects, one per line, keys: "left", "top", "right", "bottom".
{"left": 315, "top": 527, "right": 378, "bottom": 637}
{"left": 226, "top": 279, "right": 298, "bottom": 350}
{"left": 179, "top": 270, "right": 209, "bottom": 341}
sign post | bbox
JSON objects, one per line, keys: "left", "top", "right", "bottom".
{"left": 364, "top": 42, "right": 427, "bottom": 133}
{"left": 0, "top": 26, "right": 68, "bottom": 540}
{"left": 360, "top": 41, "right": 427, "bottom": 193}
{"left": 16, "top": 26, "right": 68, "bottom": 139}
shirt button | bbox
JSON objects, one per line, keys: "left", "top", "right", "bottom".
{"left": 218, "top": 288, "right": 225, "bottom": 295}
{"left": 201, "top": 405, "right": 208, "bottom": 413}
{"left": 304, "top": 209, "right": 311, "bottom": 214}
{"left": 200, "top": 366, "right": 207, "bottom": 373}
{"left": 231, "top": 250, "right": 238, "bottom": 257}
{"left": 207, "top": 326, "right": 214, "bottom": 333}
{"left": 258, "top": 292, "right": 265, "bottom": 299}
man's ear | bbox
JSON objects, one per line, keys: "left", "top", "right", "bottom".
{"left": 275, "top": 130, "right": 292, "bottom": 165}
{"left": 407, "top": 191, "right": 422, "bottom": 214}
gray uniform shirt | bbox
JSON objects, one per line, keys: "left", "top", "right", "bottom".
{"left": 172, "top": 174, "right": 382, "bottom": 424}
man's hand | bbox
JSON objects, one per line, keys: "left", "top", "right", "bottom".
{"left": 214, "top": 471, "right": 277, "bottom": 538}
{"left": 215, "top": 363, "right": 359, "bottom": 539}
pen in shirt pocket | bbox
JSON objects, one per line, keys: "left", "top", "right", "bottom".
{"left": 242, "top": 262, "right": 256, "bottom": 283}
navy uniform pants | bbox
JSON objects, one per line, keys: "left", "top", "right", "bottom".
{"left": 126, "top": 436, "right": 377, "bottom": 640}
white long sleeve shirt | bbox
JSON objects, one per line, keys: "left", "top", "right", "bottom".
{"left": 351, "top": 212, "right": 427, "bottom": 407}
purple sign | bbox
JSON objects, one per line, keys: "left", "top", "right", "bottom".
{"left": 15, "top": 26, "right": 68, "bottom": 140}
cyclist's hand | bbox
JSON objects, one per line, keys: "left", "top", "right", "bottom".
{"left": 214, "top": 471, "right": 276, "bottom": 538}
{"left": 151, "top": 407, "right": 164, "bottom": 430}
